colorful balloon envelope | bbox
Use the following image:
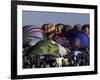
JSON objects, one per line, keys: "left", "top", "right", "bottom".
{"left": 23, "top": 25, "right": 44, "bottom": 46}
{"left": 69, "top": 31, "right": 89, "bottom": 47}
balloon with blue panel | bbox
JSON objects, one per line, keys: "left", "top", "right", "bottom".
{"left": 69, "top": 31, "right": 89, "bottom": 47}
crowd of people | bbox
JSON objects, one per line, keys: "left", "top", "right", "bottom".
{"left": 23, "top": 23, "right": 90, "bottom": 69}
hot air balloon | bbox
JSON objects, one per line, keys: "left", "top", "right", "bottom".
{"left": 55, "top": 23, "right": 65, "bottom": 35}
{"left": 81, "top": 24, "right": 90, "bottom": 35}
{"left": 23, "top": 25, "right": 44, "bottom": 47}
{"left": 28, "top": 40, "right": 68, "bottom": 57}
{"left": 41, "top": 23, "right": 56, "bottom": 40}
{"left": 69, "top": 31, "right": 89, "bottom": 47}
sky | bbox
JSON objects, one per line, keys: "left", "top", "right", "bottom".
{"left": 22, "top": 11, "right": 90, "bottom": 28}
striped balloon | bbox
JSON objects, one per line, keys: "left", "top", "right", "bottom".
{"left": 23, "top": 25, "right": 44, "bottom": 46}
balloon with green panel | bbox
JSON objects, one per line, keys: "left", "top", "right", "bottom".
{"left": 30, "top": 40, "right": 60, "bottom": 57}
